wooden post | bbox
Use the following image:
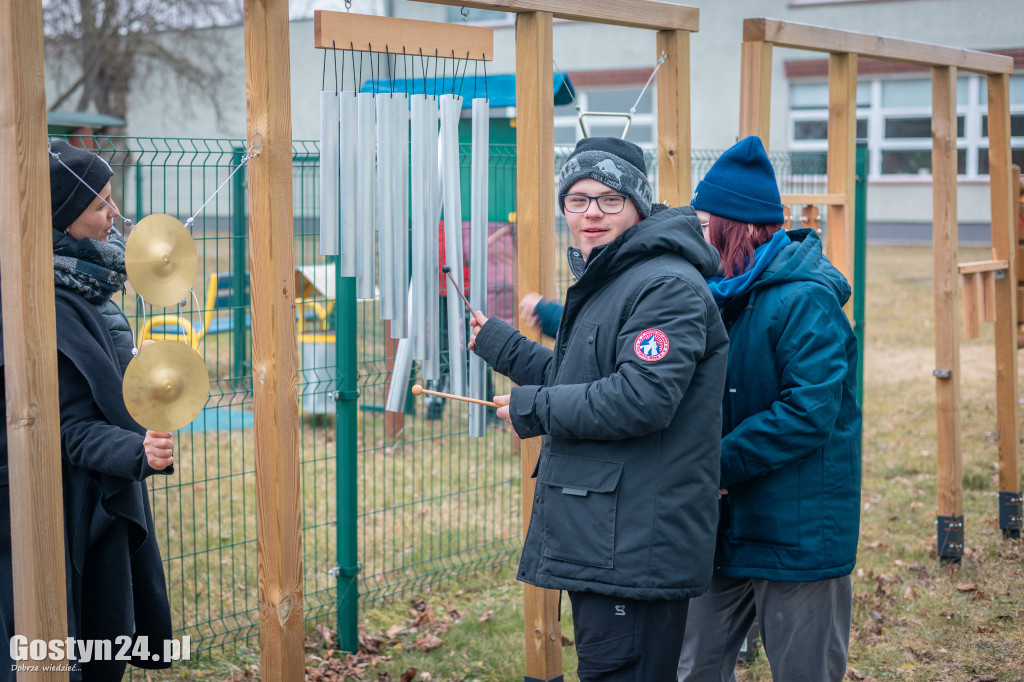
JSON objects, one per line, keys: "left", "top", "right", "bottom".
{"left": 826, "top": 52, "right": 857, "bottom": 281}
{"left": 961, "top": 272, "right": 981, "bottom": 338}
{"left": 986, "top": 73, "right": 1021, "bottom": 537}
{"left": 242, "top": 0, "right": 304, "bottom": 678}
{"left": 932, "top": 65, "right": 964, "bottom": 561}
{"left": 656, "top": 29, "right": 691, "bottom": 205}
{"left": 0, "top": 3, "right": 72, "bottom": 677}
{"left": 738, "top": 39, "right": 772, "bottom": 146}
{"left": 515, "top": 11, "right": 562, "bottom": 681}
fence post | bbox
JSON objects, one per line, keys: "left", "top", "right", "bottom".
{"left": 853, "top": 140, "right": 867, "bottom": 407}
{"left": 335, "top": 257, "right": 360, "bottom": 650}
{"left": 232, "top": 146, "right": 249, "bottom": 382}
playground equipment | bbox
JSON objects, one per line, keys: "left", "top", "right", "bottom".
{"left": 2, "top": 2, "right": 1019, "bottom": 681}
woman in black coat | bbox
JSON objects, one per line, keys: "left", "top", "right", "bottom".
{"left": 0, "top": 140, "right": 175, "bottom": 681}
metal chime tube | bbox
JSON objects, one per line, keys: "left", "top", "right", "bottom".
{"left": 439, "top": 94, "right": 466, "bottom": 397}
{"left": 339, "top": 92, "right": 358, "bottom": 277}
{"left": 422, "top": 101, "right": 442, "bottom": 382}
{"left": 410, "top": 95, "right": 429, "bottom": 361}
{"left": 391, "top": 93, "right": 410, "bottom": 339}
{"left": 356, "top": 92, "right": 376, "bottom": 299}
{"left": 467, "top": 98, "right": 490, "bottom": 437}
{"left": 385, "top": 285, "right": 416, "bottom": 413}
{"left": 319, "top": 90, "right": 340, "bottom": 256}
{"left": 376, "top": 94, "right": 396, "bottom": 321}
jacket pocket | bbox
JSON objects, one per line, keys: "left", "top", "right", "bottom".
{"left": 726, "top": 464, "right": 802, "bottom": 550}
{"left": 539, "top": 454, "right": 623, "bottom": 569}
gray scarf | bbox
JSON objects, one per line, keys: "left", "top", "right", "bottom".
{"left": 52, "top": 227, "right": 128, "bottom": 303}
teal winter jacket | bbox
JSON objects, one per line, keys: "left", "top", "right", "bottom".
{"left": 715, "top": 228, "right": 861, "bottom": 582}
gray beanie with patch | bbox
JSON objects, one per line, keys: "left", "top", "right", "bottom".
{"left": 557, "top": 137, "right": 653, "bottom": 219}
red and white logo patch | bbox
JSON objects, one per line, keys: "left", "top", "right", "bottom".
{"left": 634, "top": 328, "right": 669, "bottom": 362}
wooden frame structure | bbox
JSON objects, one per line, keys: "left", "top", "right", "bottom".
{"left": 738, "top": 17, "right": 1019, "bottom": 558}
{"left": 0, "top": 1, "right": 308, "bottom": 679}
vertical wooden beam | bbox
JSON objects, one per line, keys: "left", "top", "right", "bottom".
{"left": 738, "top": 40, "right": 772, "bottom": 148}
{"left": 932, "top": 65, "right": 964, "bottom": 560}
{"left": 826, "top": 53, "right": 857, "bottom": 281}
{"left": 0, "top": 2, "right": 72, "bottom": 677}
{"left": 515, "top": 11, "right": 562, "bottom": 681}
{"left": 656, "top": 29, "right": 691, "bottom": 206}
{"left": 242, "top": 0, "right": 304, "bottom": 678}
{"left": 986, "top": 73, "right": 1021, "bottom": 536}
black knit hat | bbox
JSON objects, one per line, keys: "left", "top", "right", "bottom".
{"left": 49, "top": 140, "right": 114, "bottom": 233}
{"left": 557, "top": 137, "right": 653, "bottom": 219}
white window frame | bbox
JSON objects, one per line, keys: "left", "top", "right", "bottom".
{"left": 787, "top": 73, "right": 1024, "bottom": 181}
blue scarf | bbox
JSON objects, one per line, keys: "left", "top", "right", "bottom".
{"left": 706, "top": 229, "right": 790, "bottom": 308}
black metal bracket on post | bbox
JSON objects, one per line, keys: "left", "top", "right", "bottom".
{"left": 999, "top": 491, "right": 1023, "bottom": 539}
{"left": 525, "top": 677, "right": 564, "bottom": 682}
{"left": 937, "top": 515, "right": 964, "bottom": 563}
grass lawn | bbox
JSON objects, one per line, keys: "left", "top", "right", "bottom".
{"left": 146, "top": 244, "right": 1024, "bottom": 681}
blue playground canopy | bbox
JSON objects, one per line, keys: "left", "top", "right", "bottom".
{"left": 358, "top": 72, "right": 576, "bottom": 109}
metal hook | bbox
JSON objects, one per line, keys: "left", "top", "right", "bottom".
{"left": 461, "top": 6, "right": 470, "bottom": 23}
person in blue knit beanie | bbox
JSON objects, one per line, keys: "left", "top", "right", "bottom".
{"left": 677, "top": 135, "right": 862, "bottom": 682}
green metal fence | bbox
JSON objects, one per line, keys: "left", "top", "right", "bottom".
{"left": 60, "top": 136, "right": 824, "bottom": 671}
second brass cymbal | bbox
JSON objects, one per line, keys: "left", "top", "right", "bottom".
{"left": 125, "top": 213, "right": 198, "bottom": 307}
{"left": 123, "top": 340, "right": 210, "bottom": 432}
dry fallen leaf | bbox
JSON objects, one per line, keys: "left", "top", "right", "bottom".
{"left": 399, "top": 667, "right": 417, "bottom": 682}
{"left": 977, "top": 625, "right": 996, "bottom": 633}
{"left": 956, "top": 582, "right": 977, "bottom": 592}
{"left": 478, "top": 609, "right": 494, "bottom": 623}
{"left": 415, "top": 634, "right": 443, "bottom": 652}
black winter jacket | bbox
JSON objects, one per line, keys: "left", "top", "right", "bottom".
{"left": 0, "top": 287, "right": 172, "bottom": 681}
{"left": 473, "top": 206, "right": 729, "bottom": 600}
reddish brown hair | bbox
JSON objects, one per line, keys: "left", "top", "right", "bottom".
{"left": 706, "top": 216, "right": 784, "bottom": 279}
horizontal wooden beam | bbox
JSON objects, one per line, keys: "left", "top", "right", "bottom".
{"left": 405, "top": 0, "right": 699, "bottom": 32}
{"left": 958, "top": 259, "right": 1008, "bottom": 274}
{"left": 781, "top": 193, "right": 847, "bottom": 206}
{"left": 315, "top": 11, "right": 494, "bottom": 59}
{"left": 744, "top": 18, "right": 1013, "bottom": 75}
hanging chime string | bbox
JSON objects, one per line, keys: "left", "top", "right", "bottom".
{"left": 321, "top": 45, "right": 328, "bottom": 92}
{"left": 630, "top": 51, "right": 667, "bottom": 116}
{"left": 183, "top": 146, "right": 258, "bottom": 231}
{"left": 456, "top": 51, "right": 470, "bottom": 100}
{"left": 350, "top": 42, "right": 357, "bottom": 94}
{"left": 552, "top": 57, "right": 581, "bottom": 115}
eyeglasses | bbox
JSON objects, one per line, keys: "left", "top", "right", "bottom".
{"left": 561, "top": 193, "right": 629, "bottom": 214}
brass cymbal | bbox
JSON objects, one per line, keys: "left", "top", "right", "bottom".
{"left": 125, "top": 214, "right": 198, "bottom": 307}
{"left": 123, "top": 340, "right": 210, "bottom": 432}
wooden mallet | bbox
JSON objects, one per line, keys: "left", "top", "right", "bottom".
{"left": 411, "top": 384, "right": 498, "bottom": 408}
{"left": 441, "top": 264, "right": 475, "bottom": 314}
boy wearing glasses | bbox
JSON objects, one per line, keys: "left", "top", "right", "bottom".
{"left": 468, "top": 137, "right": 728, "bottom": 680}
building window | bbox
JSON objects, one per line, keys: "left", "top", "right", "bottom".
{"left": 788, "top": 74, "right": 1024, "bottom": 179}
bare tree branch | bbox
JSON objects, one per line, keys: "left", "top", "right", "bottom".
{"left": 43, "top": 0, "right": 243, "bottom": 127}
